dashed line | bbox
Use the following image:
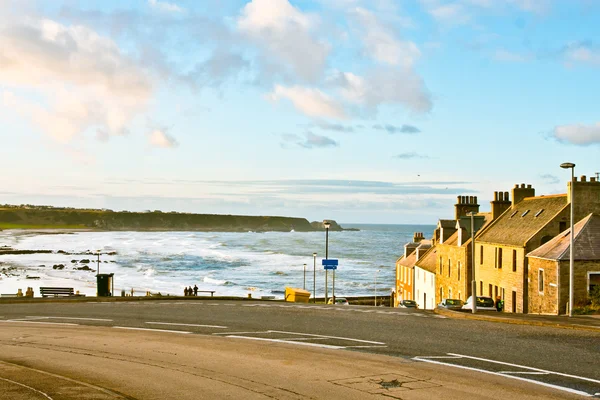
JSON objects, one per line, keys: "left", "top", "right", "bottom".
{"left": 146, "top": 322, "right": 227, "bottom": 329}
{"left": 26, "top": 316, "right": 113, "bottom": 322}
{"left": 268, "top": 330, "right": 385, "bottom": 345}
{"left": 0, "top": 320, "right": 78, "bottom": 326}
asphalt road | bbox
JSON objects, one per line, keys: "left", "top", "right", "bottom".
{"left": 1, "top": 299, "right": 599, "bottom": 398}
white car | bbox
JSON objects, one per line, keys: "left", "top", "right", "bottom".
{"left": 461, "top": 296, "right": 497, "bottom": 311}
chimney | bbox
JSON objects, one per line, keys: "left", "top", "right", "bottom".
{"left": 512, "top": 183, "right": 535, "bottom": 206}
{"left": 568, "top": 174, "right": 600, "bottom": 217}
{"left": 491, "top": 190, "right": 511, "bottom": 220}
{"left": 413, "top": 232, "right": 424, "bottom": 243}
{"left": 455, "top": 195, "right": 480, "bottom": 220}
{"left": 404, "top": 242, "right": 419, "bottom": 258}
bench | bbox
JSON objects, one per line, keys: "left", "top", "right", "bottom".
{"left": 196, "top": 291, "right": 215, "bottom": 297}
{"left": 40, "top": 287, "right": 75, "bottom": 297}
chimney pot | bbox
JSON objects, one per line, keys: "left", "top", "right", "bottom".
{"left": 474, "top": 196, "right": 478, "bottom": 204}
{"left": 592, "top": 177, "right": 597, "bottom": 182}
{"left": 521, "top": 183, "right": 526, "bottom": 188}
{"left": 469, "top": 196, "right": 474, "bottom": 204}
{"left": 457, "top": 196, "right": 461, "bottom": 204}
{"left": 514, "top": 184, "right": 519, "bottom": 188}
{"left": 494, "top": 191, "right": 498, "bottom": 201}
{"left": 527, "top": 184, "right": 532, "bottom": 189}
{"left": 504, "top": 192, "right": 509, "bottom": 201}
{"left": 581, "top": 175, "right": 587, "bottom": 182}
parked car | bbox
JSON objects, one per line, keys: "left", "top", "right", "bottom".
{"left": 461, "top": 296, "right": 497, "bottom": 311}
{"left": 398, "top": 299, "right": 418, "bottom": 308}
{"left": 327, "top": 297, "right": 349, "bottom": 305}
{"left": 437, "top": 298, "right": 464, "bottom": 311}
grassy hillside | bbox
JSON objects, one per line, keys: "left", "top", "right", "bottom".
{"left": 0, "top": 206, "right": 317, "bottom": 232}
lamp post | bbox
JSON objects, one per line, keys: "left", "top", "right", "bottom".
{"left": 303, "top": 263, "right": 307, "bottom": 290}
{"left": 313, "top": 253, "right": 317, "bottom": 303}
{"left": 375, "top": 269, "right": 380, "bottom": 306}
{"left": 467, "top": 212, "right": 477, "bottom": 314}
{"left": 560, "top": 162, "right": 576, "bottom": 317}
{"left": 324, "top": 221, "right": 331, "bottom": 304}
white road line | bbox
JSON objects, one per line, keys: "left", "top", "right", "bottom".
{"left": 113, "top": 326, "right": 191, "bottom": 334}
{"left": 414, "top": 356, "right": 462, "bottom": 359}
{"left": 413, "top": 357, "right": 593, "bottom": 397}
{"left": 344, "top": 345, "right": 388, "bottom": 348}
{"left": 267, "top": 330, "right": 386, "bottom": 345}
{"left": 145, "top": 322, "right": 227, "bottom": 329}
{"left": 212, "top": 331, "right": 267, "bottom": 336}
{"left": 0, "top": 321, "right": 78, "bottom": 326}
{"left": 226, "top": 335, "right": 344, "bottom": 349}
{"left": 26, "top": 316, "right": 113, "bottom": 322}
{"left": 447, "top": 353, "right": 600, "bottom": 385}
{"left": 499, "top": 371, "right": 550, "bottom": 375}
{"left": 0, "top": 377, "right": 53, "bottom": 399}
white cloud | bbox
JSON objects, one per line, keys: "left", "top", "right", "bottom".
{"left": 350, "top": 7, "right": 420, "bottom": 67}
{"left": 268, "top": 85, "right": 346, "bottom": 119}
{"left": 148, "top": 0, "right": 183, "bottom": 13}
{"left": 149, "top": 129, "right": 179, "bottom": 148}
{"left": 237, "top": 0, "right": 330, "bottom": 82}
{"left": 564, "top": 43, "right": 600, "bottom": 66}
{"left": 334, "top": 69, "right": 432, "bottom": 113}
{"left": 0, "top": 18, "right": 153, "bottom": 143}
{"left": 424, "top": 2, "right": 471, "bottom": 24}
{"left": 552, "top": 123, "right": 600, "bottom": 146}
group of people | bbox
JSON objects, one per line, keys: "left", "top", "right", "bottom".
{"left": 184, "top": 285, "right": 198, "bottom": 296}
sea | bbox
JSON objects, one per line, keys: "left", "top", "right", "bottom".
{"left": 0, "top": 224, "right": 435, "bottom": 299}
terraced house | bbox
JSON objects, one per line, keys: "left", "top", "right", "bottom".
{"left": 475, "top": 177, "right": 600, "bottom": 313}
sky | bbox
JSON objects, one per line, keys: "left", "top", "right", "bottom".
{"left": 0, "top": 0, "right": 599, "bottom": 224}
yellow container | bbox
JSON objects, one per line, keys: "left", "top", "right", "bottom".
{"left": 284, "top": 287, "right": 310, "bottom": 303}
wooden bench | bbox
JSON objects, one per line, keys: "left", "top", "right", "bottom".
{"left": 197, "top": 290, "right": 215, "bottom": 297}
{"left": 40, "top": 287, "right": 74, "bottom": 297}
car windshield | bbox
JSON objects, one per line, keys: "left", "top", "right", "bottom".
{"left": 446, "top": 299, "right": 462, "bottom": 305}
{"left": 403, "top": 300, "right": 416, "bottom": 305}
{"left": 477, "top": 297, "right": 495, "bottom": 307}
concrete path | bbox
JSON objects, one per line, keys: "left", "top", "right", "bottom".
{"left": 0, "top": 323, "right": 585, "bottom": 400}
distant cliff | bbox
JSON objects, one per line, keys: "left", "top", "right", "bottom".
{"left": 0, "top": 206, "right": 354, "bottom": 232}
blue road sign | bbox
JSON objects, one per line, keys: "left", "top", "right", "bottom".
{"left": 324, "top": 265, "right": 337, "bottom": 270}
{"left": 322, "top": 259, "right": 339, "bottom": 266}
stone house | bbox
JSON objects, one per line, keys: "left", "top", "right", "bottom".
{"left": 394, "top": 233, "right": 430, "bottom": 306}
{"left": 527, "top": 213, "right": 600, "bottom": 315}
{"left": 475, "top": 177, "right": 600, "bottom": 313}
{"left": 414, "top": 246, "right": 437, "bottom": 309}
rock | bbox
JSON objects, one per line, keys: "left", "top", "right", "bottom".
{"left": 57, "top": 250, "right": 66, "bottom": 254}
{"left": 80, "top": 259, "right": 90, "bottom": 264}
{"left": 52, "top": 264, "right": 65, "bottom": 270}
{"left": 107, "top": 251, "right": 117, "bottom": 256}
{"left": 75, "top": 266, "right": 94, "bottom": 271}
{"left": 71, "top": 260, "right": 78, "bottom": 263}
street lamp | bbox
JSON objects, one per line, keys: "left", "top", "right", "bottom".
{"left": 324, "top": 221, "right": 331, "bottom": 304}
{"left": 312, "top": 253, "right": 317, "bottom": 303}
{"left": 303, "top": 263, "right": 307, "bottom": 290}
{"left": 467, "top": 212, "right": 477, "bottom": 314}
{"left": 374, "top": 269, "right": 380, "bottom": 306}
{"left": 560, "top": 162, "right": 576, "bottom": 317}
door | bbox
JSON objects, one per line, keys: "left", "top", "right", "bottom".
{"left": 512, "top": 291, "right": 517, "bottom": 313}
{"left": 424, "top": 293, "right": 427, "bottom": 310}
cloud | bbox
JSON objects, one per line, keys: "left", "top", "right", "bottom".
{"left": 563, "top": 42, "right": 600, "bottom": 66}
{"left": 494, "top": 49, "right": 532, "bottom": 62}
{"left": 394, "top": 152, "right": 430, "bottom": 159}
{"left": 349, "top": 7, "right": 420, "bottom": 67}
{"left": 428, "top": 3, "right": 471, "bottom": 24}
{"left": 148, "top": 0, "right": 183, "bottom": 13}
{"left": 280, "top": 132, "right": 339, "bottom": 149}
{"left": 184, "top": 50, "right": 250, "bottom": 88}
{"left": 539, "top": 174, "right": 560, "bottom": 184}
{"left": 373, "top": 124, "right": 421, "bottom": 134}
{"left": 268, "top": 85, "right": 346, "bottom": 119}
{"left": 333, "top": 69, "right": 432, "bottom": 113}
{"left": 149, "top": 129, "right": 178, "bottom": 148}
{"left": 313, "top": 121, "right": 356, "bottom": 132}
{"left": 237, "top": 0, "right": 330, "bottom": 82}
{"left": 550, "top": 122, "right": 600, "bottom": 145}
{"left": 0, "top": 17, "right": 153, "bottom": 143}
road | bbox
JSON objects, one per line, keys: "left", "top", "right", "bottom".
{"left": 1, "top": 299, "right": 599, "bottom": 398}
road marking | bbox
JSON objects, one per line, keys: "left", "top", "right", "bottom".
{"left": 113, "top": 326, "right": 191, "bottom": 334}
{"left": 26, "top": 316, "right": 113, "bottom": 322}
{"left": 447, "top": 353, "right": 600, "bottom": 385}
{"left": 499, "top": 371, "right": 549, "bottom": 375}
{"left": 0, "top": 320, "right": 78, "bottom": 326}
{"left": 226, "top": 335, "right": 345, "bottom": 349}
{"left": 344, "top": 345, "right": 388, "bottom": 348}
{"left": 145, "top": 322, "right": 227, "bottom": 329}
{"left": 267, "top": 330, "right": 386, "bottom": 345}
{"left": 0, "top": 377, "right": 53, "bottom": 399}
{"left": 212, "top": 331, "right": 265, "bottom": 336}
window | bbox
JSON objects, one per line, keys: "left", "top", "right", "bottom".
{"left": 494, "top": 247, "right": 498, "bottom": 268}
{"left": 480, "top": 281, "right": 483, "bottom": 295}
{"left": 534, "top": 209, "right": 544, "bottom": 217}
{"left": 440, "top": 287, "right": 443, "bottom": 301}
{"left": 538, "top": 269, "right": 544, "bottom": 293}
{"left": 458, "top": 261, "right": 461, "bottom": 281}
{"left": 448, "top": 259, "right": 451, "bottom": 277}
{"left": 488, "top": 284, "right": 492, "bottom": 297}
{"left": 559, "top": 221, "right": 567, "bottom": 232}
{"left": 512, "top": 250, "right": 517, "bottom": 272}
{"left": 521, "top": 210, "right": 530, "bottom": 217}
{"left": 439, "top": 257, "right": 443, "bottom": 275}
{"left": 498, "top": 248, "right": 503, "bottom": 269}
{"left": 480, "top": 246, "right": 483, "bottom": 264}
{"left": 589, "top": 273, "right": 600, "bottom": 294}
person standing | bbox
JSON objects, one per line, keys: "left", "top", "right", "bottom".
{"left": 193, "top": 285, "right": 198, "bottom": 296}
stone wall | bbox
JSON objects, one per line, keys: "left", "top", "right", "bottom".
{"left": 527, "top": 258, "right": 559, "bottom": 314}
{"left": 558, "top": 260, "right": 600, "bottom": 314}
{"left": 435, "top": 243, "right": 469, "bottom": 303}
{"left": 477, "top": 243, "right": 524, "bottom": 312}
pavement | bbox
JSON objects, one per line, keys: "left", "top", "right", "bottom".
{"left": 434, "top": 307, "right": 600, "bottom": 331}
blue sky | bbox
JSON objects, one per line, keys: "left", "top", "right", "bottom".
{"left": 0, "top": 0, "right": 599, "bottom": 224}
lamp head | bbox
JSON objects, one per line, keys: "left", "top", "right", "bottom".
{"left": 313, "top": 252, "right": 317, "bottom": 257}
{"left": 560, "top": 162, "right": 575, "bottom": 169}
{"left": 324, "top": 221, "right": 331, "bottom": 229}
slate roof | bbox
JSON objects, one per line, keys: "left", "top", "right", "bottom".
{"left": 415, "top": 246, "right": 437, "bottom": 274}
{"left": 398, "top": 252, "right": 417, "bottom": 267}
{"left": 443, "top": 230, "right": 460, "bottom": 246}
{"left": 477, "top": 194, "right": 568, "bottom": 246}
{"left": 438, "top": 219, "right": 456, "bottom": 229}
{"left": 527, "top": 213, "right": 600, "bottom": 261}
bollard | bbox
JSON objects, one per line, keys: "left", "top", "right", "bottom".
{"left": 17, "top": 288, "right": 23, "bottom": 297}
{"left": 248, "top": 293, "right": 252, "bottom": 299}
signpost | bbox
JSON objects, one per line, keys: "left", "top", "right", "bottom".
{"left": 322, "top": 259, "right": 338, "bottom": 304}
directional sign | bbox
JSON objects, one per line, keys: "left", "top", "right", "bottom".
{"left": 321, "top": 259, "right": 338, "bottom": 266}
{"left": 324, "top": 265, "right": 337, "bottom": 270}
